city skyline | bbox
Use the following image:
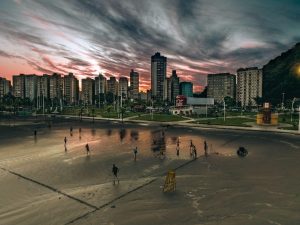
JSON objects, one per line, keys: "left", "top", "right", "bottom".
{"left": 1, "top": 0, "right": 300, "bottom": 92}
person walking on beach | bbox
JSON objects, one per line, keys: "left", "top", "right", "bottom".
{"left": 189, "top": 140, "right": 193, "bottom": 156}
{"left": 70, "top": 126, "right": 73, "bottom": 136}
{"left": 34, "top": 130, "right": 37, "bottom": 137}
{"left": 85, "top": 143, "right": 90, "bottom": 155}
{"left": 133, "top": 147, "right": 138, "bottom": 161}
{"left": 204, "top": 140, "right": 208, "bottom": 157}
{"left": 64, "top": 137, "right": 67, "bottom": 151}
{"left": 79, "top": 128, "right": 82, "bottom": 139}
{"left": 192, "top": 145, "right": 197, "bottom": 159}
{"left": 112, "top": 164, "right": 119, "bottom": 185}
{"left": 176, "top": 137, "right": 180, "bottom": 156}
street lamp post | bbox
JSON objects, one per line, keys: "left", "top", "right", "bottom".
{"left": 291, "top": 97, "right": 296, "bottom": 122}
{"left": 98, "top": 79, "right": 101, "bottom": 109}
{"left": 223, "top": 100, "right": 226, "bottom": 121}
{"left": 151, "top": 98, "right": 154, "bottom": 121}
{"left": 120, "top": 94, "right": 123, "bottom": 122}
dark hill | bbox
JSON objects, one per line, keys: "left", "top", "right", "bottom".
{"left": 263, "top": 43, "right": 300, "bottom": 105}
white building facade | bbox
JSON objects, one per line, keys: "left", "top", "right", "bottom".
{"left": 237, "top": 67, "right": 263, "bottom": 107}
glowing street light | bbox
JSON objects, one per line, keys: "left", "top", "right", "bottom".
{"left": 295, "top": 64, "right": 300, "bottom": 77}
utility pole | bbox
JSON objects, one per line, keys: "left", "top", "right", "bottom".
{"left": 60, "top": 98, "right": 63, "bottom": 112}
{"left": 281, "top": 92, "right": 285, "bottom": 110}
{"left": 98, "top": 78, "right": 101, "bottom": 108}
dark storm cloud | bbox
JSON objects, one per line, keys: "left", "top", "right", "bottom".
{"left": 0, "top": 0, "right": 300, "bottom": 90}
{"left": 64, "top": 57, "right": 91, "bottom": 67}
{"left": 26, "top": 60, "right": 55, "bottom": 74}
{"left": 0, "top": 50, "right": 18, "bottom": 58}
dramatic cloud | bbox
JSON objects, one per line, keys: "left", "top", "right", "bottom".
{"left": 0, "top": 0, "right": 300, "bottom": 91}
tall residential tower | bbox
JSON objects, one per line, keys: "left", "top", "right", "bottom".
{"left": 63, "top": 73, "right": 79, "bottom": 105}
{"left": 207, "top": 73, "right": 236, "bottom": 103}
{"left": 151, "top": 52, "right": 167, "bottom": 101}
{"left": 130, "top": 69, "right": 139, "bottom": 100}
{"left": 237, "top": 67, "right": 263, "bottom": 107}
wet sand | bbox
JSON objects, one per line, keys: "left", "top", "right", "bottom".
{"left": 0, "top": 117, "right": 300, "bottom": 225}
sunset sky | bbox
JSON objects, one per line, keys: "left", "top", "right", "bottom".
{"left": 0, "top": 0, "right": 300, "bottom": 92}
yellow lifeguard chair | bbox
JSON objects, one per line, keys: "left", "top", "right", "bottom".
{"left": 163, "top": 170, "right": 176, "bottom": 192}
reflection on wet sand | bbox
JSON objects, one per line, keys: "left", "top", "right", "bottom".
{"left": 119, "top": 128, "right": 127, "bottom": 142}
{"left": 106, "top": 129, "right": 112, "bottom": 136}
{"left": 170, "top": 136, "right": 178, "bottom": 144}
{"left": 151, "top": 129, "right": 166, "bottom": 157}
{"left": 130, "top": 130, "right": 139, "bottom": 141}
{"left": 91, "top": 127, "right": 96, "bottom": 136}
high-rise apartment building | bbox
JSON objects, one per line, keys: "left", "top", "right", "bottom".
{"left": 237, "top": 67, "right": 263, "bottom": 107}
{"left": 95, "top": 74, "right": 107, "bottom": 107}
{"left": 151, "top": 52, "right": 167, "bottom": 101}
{"left": 63, "top": 73, "right": 79, "bottom": 105}
{"left": 0, "top": 77, "right": 11, "bottom": 98}
{"left": 24, "top": 75, "right": 38, "bottom": 101}
{"left": 163, "top": 77, "right": 170, "bottom": 101}
{"left": 130, "top": 69, "right": 139, "bottom": 100}
{"left": 13, "top": 74, "right": 25, "bottom": 99}
{"left": 37, "top": 74, "right": 50, "bottom": 99}
{"left": 169, "top": 70, "right": 180, "bottom": 104}
{"left": 81, "top": 77, "right": 95, "bottom": 105}
{"left": 180, "top": 82, "right": 193, "bottom": 97}
{"left": 49, "top": 73, "right": 63, "bottom": 100}
{"left": 107, "top": 77, "right": 118, "bottom": 96}
{"left": 119, "top": 77, "right": 128, "bottom": 99}
{"left": 207, "top": 73, "right": 236, "bottom": 103}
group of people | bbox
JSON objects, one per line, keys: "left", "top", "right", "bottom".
{"left": 187, "top": 140, "right": 208, "bottom": 159}
{"left": 63, "top": 127, "right": 90, "bottom": 155}
{"left": 62, "top": 127, "right": 209, "bottom": 185}
{"left": 189, "top": 140, "right": 198, "bottom": 159}
{"left": 112, "top": 139, "right": 209, "bottom": 185}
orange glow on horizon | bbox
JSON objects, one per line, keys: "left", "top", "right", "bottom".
{"left": 0, "top": 57, "right": 206, "bottom": 93}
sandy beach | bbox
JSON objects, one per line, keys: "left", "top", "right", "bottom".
{"left": 0, "top": 117, "right": 299, "bottom": 225}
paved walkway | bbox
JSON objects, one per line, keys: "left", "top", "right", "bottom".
{"left": 48, "top": 114, "right": 300, "bottom": 135}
